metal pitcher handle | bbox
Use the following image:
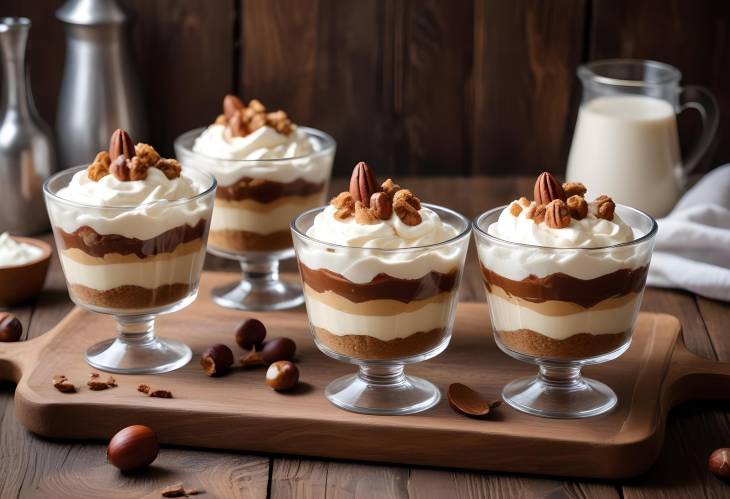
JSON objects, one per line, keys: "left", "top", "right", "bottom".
{"left": 679, "top": 85, "right": 719, "bottom": 176}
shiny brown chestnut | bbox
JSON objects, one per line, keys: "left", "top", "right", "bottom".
{"left": 0, "top": 312, "right": 22, "bottom": 342}
{"left": 107, "top": 425, "right": 159, "bottom": 472}
{"left": 266, "top": 361, "right": 299, "bottom": 391}
{"left": 241, "top": 337, "right": 296, "bottom": 366}
{"left": 235, "top": 318, "right": 266, "bottom": 350}
{"left": 709, "top": 448, "right": 730, "bottom": 480}
{"left": 200, "top": 344, "right": 234, "bottom": 376}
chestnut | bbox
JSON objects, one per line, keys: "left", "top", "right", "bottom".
{"left": 235, "top": 318, "right": 266, "bottom": 350}
{"left": 107, "top": 425, "right": 159, "bottom": 471}
{"left": 266, "top": 361, "right": 299, "bottom": 391}
{"left": 709, "top": 448, "right": 730, "bottom": 480}
{"left": 261, "top": 337, "right": 296, "bottom": 364}
{"left": 0, "top": 312, "right": 22, "bottom": 342}
{"left": 200, "top": 344, "right": 234, "bottom": 376}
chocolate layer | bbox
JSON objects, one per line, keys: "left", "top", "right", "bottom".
{"left": 481, "top": 264, "right": 649, "bottom": 308}
{"left": 314, "top": 326, "right": 447, "bottom": 360}
{"left": 216, "top": 177, "right": 325, "bottom": 203}
{"left": 300, "top": 264, "right": 458, "bottom": 303}
{"left": 209, "top": 229, "right": 292, "bottom": 252}
{"left": 69, "top": 283, "right": 194, "bottom": 310}
{"left": 497, "top": 329, "right": 628, "bottom": 359}
{"left": 57, "top": 220, "right": 208, "bottom": 259}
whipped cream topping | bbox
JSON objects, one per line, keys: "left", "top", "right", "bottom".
{"left": 57, "top": 167, "right": 202, "bottom": 207}
{"left": 193, "top": 124, "right": 315, "bottom": 160}
{"left": 479, "top": 203, "right": 651, "bottom": 281}
{"left": 297, "top": 204, "right": 465, "bottom": 284}
{"left": 187, "top": 125, "right": 331, "bottom": 186}
{"left": 48, "top": 167, "right": 212, "bottom": 241}
{"left": 488, "top": 200, "right": 635, "bottom": 248}
{"left": 0, "top": 233, "right": 44, "bottom": 266}
{"left": 307, "top": 204, "right": 457, "bottom": 248}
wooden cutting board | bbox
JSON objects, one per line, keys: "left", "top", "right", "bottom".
{"left": 1, "top": 271, "right": 728, "bottom": 479}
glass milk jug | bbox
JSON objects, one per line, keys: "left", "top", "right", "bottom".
{"left": 566, "top": 59, "right": 718, "bottom": 218}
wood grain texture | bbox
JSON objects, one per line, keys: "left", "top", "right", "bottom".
{"left": 590, "top": 0, "right": 730, "bottom": 172}
{"left": 0, "top": 178, "right": 729, "bottom": 498}
{"left": 122, "top": 0, "right": 235, "bottom": 155}
{"left": 471, "top": 0, "right": 586, "bottom": 175}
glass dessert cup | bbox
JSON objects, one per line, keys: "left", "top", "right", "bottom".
{"left": 292, "top": 205, "right": 471, "bottom": 415}
{"left": 474, "top": 205, "right": 657, "bottom": 418}
{"left": 43, "top": 166, "right": 216, "bottom": 374}
{"left": 175, "top": 127, "right": 335, "bottom": 311}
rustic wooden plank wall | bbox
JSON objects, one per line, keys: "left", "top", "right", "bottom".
{"left": 4, "top": 0, "right": 730, "bottom": 176}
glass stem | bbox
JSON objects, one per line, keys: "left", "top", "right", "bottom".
{"left": 239, "top": 259, "right": 278, "bottom": 289}
{"left": 537, "top": 364, "right": 585, "bottom": 389}
{"left": 115, "top": 315, "right": 156, "bottom": 346}
{"left": 358, "top": 364, "right": 406, "bottom": 386}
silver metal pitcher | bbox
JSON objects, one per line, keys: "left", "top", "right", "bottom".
{"left": 56, "top": 0, "right": 146, "bottom": 169}
{"left": 0, "top": 17, "right": 57, "bottom": 235}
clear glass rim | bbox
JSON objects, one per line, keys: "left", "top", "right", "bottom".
{"left": 291, "top": 203, "right": 472, "bottom": 252}
{"left": 473, "top": 203, "right": 658, "bottom": 251}
{"left": 0, "top": 17, "right": 31, "bottom": 30}
{"left": 42, "top": 165, "right": 217, "bottom": 211}
{"left": 578, "top": 59, "right": 681, "bottom": 88}
{"left": 174, "top": 126, "right": 337, "bottom": 164}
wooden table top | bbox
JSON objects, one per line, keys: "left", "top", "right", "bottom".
{"left": 1, "top": 176, "right": 728, "bottom": 498}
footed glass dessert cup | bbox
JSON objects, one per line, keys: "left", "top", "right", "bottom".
{"left": 474, "top": 205, "right": 657, "bottom": 418}
{"left": 175, "top": 127, "right": 335, "bottom": 311}
{"left": 44, "top": 166, "right": 216, "bottom": 374}
{"left": 292, "top": 205, "right": 471, "bottom": 415}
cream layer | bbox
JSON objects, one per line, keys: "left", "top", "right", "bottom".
{"left": 211, "top": 194, "right": 324, "bottom": 233}
{"left": 486, "top": 284, "right": 639, "bottom": 315}
{"left": 59, "top": 248, "right": 206, "bottom": 291}
{"left": 303, "top": 289, "right": 458, "bottom": 341}
{"left": 303, "top": 284, "right": 451, "bottom": 316}
{"left": 486, "top": 291, "right": 643, "bottom": 341}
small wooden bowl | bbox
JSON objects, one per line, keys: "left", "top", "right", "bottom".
{"left": 0, "top": 237, "right": 52, "bottom": 307}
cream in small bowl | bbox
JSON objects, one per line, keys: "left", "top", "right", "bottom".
{"left": 0, "top": 232, "right": 52, "bottom": 306}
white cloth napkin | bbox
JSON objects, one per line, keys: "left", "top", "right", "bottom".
{"left": 647, "top": 164, "right": 730, "bottom": 301}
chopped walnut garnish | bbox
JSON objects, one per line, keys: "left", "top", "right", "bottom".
{"left": 532, "top": 204, "right": 547, "bottom": 224}
{"left": 134, "top": 143, "right": 160, "bottom": 167}
{"left": 219, "top": 97, "right": 294, "bottom": 137}
{"left": 355, "top": 201, "right": 378, "bottom": 224}
{"left": 545, "top": 199, "right": 571, "bottom": 229}
{"left": 137, "top": 384, "right": 151, "bottom": 394}
{"left": 155, "top": 158, "right": 182, "bottom": 180}
{"left": 562, "top": 182, "right": 587, "bottom": 198}
{"left": 87, "top": 372, "right": 117, "bottom": 391}
{"left": 593, "top": 195, "right": 616, "bottom": 221}
{"left": 393, "top": 189, "right": 421, "bottom": 210}
{"left": 128, "top": 157, "right": 149, "bottom": 181}
{"left": 52, "top": 375, "right": 76, "bottom": 393}
{"left": 381, "top": 179, "right": 401, "bottom": 197}
{"left": 394, "top": 197, "right": 422, "bottom": 226}
{"left": 331, "top": 192, "right": 355, "bottom": 220}
{"left": 510, "top": 202, "right": 523, "bottom": 216}
{"left": 87, "top": 151, "right": 111, "bottom": 181}
{"left": 567, "top": 195, "right": 588, "bottom": 220}
{"left": 518, "top": 196, "right": 530, "bottom": 208}
{"left": 524, "top": 202, "right": 537, "bottom": 220}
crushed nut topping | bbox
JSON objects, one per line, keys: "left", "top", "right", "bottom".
{"left": 87, "top": 129, "right": 181, "bottom": 182}
{"left": 510, "top": 202, "right": 523, "bottom": 217}
{"left": 330, "top": 191, "right": 355, "bottom": 220}
{"left": 87, "top": 372, "right": 117, "bottom": 391}
{"left": 52, "top": 375, "right": 76, "bottom": 393}
{"left": 354, "top": 201, "right": 378, "bottom": 224}
{"left": 562, "top": 182, "right": 587, "bottom": 198}
{"left": 533, "top": 204, "right": 547, "bottom": 224}
{"left": 593, "top": 195, "right": 616, "bottom": 221}
{"left": 567, "top": 195, "right": 588, "bottom": 220}
{"left": 217, "top": 95, "right": 294, "bottom": 137}
{"left": 545, "top": 199, "right": 571, "bottom": 229}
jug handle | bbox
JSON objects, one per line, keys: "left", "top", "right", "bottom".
{"left": 679, "top": 85, "right": 719, "bottom": 176}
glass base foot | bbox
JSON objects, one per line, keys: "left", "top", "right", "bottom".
{"left": 325, "top": 365, "right": 441, "bottom": 415}
{"left": 212, "top": 279, "right": 304, "bottom": 311}
{"left": 502, "top": 367, "right": 617, "bottom": 418}
{"left": 86, "top": 336, "right": 192, "bottom": 375}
